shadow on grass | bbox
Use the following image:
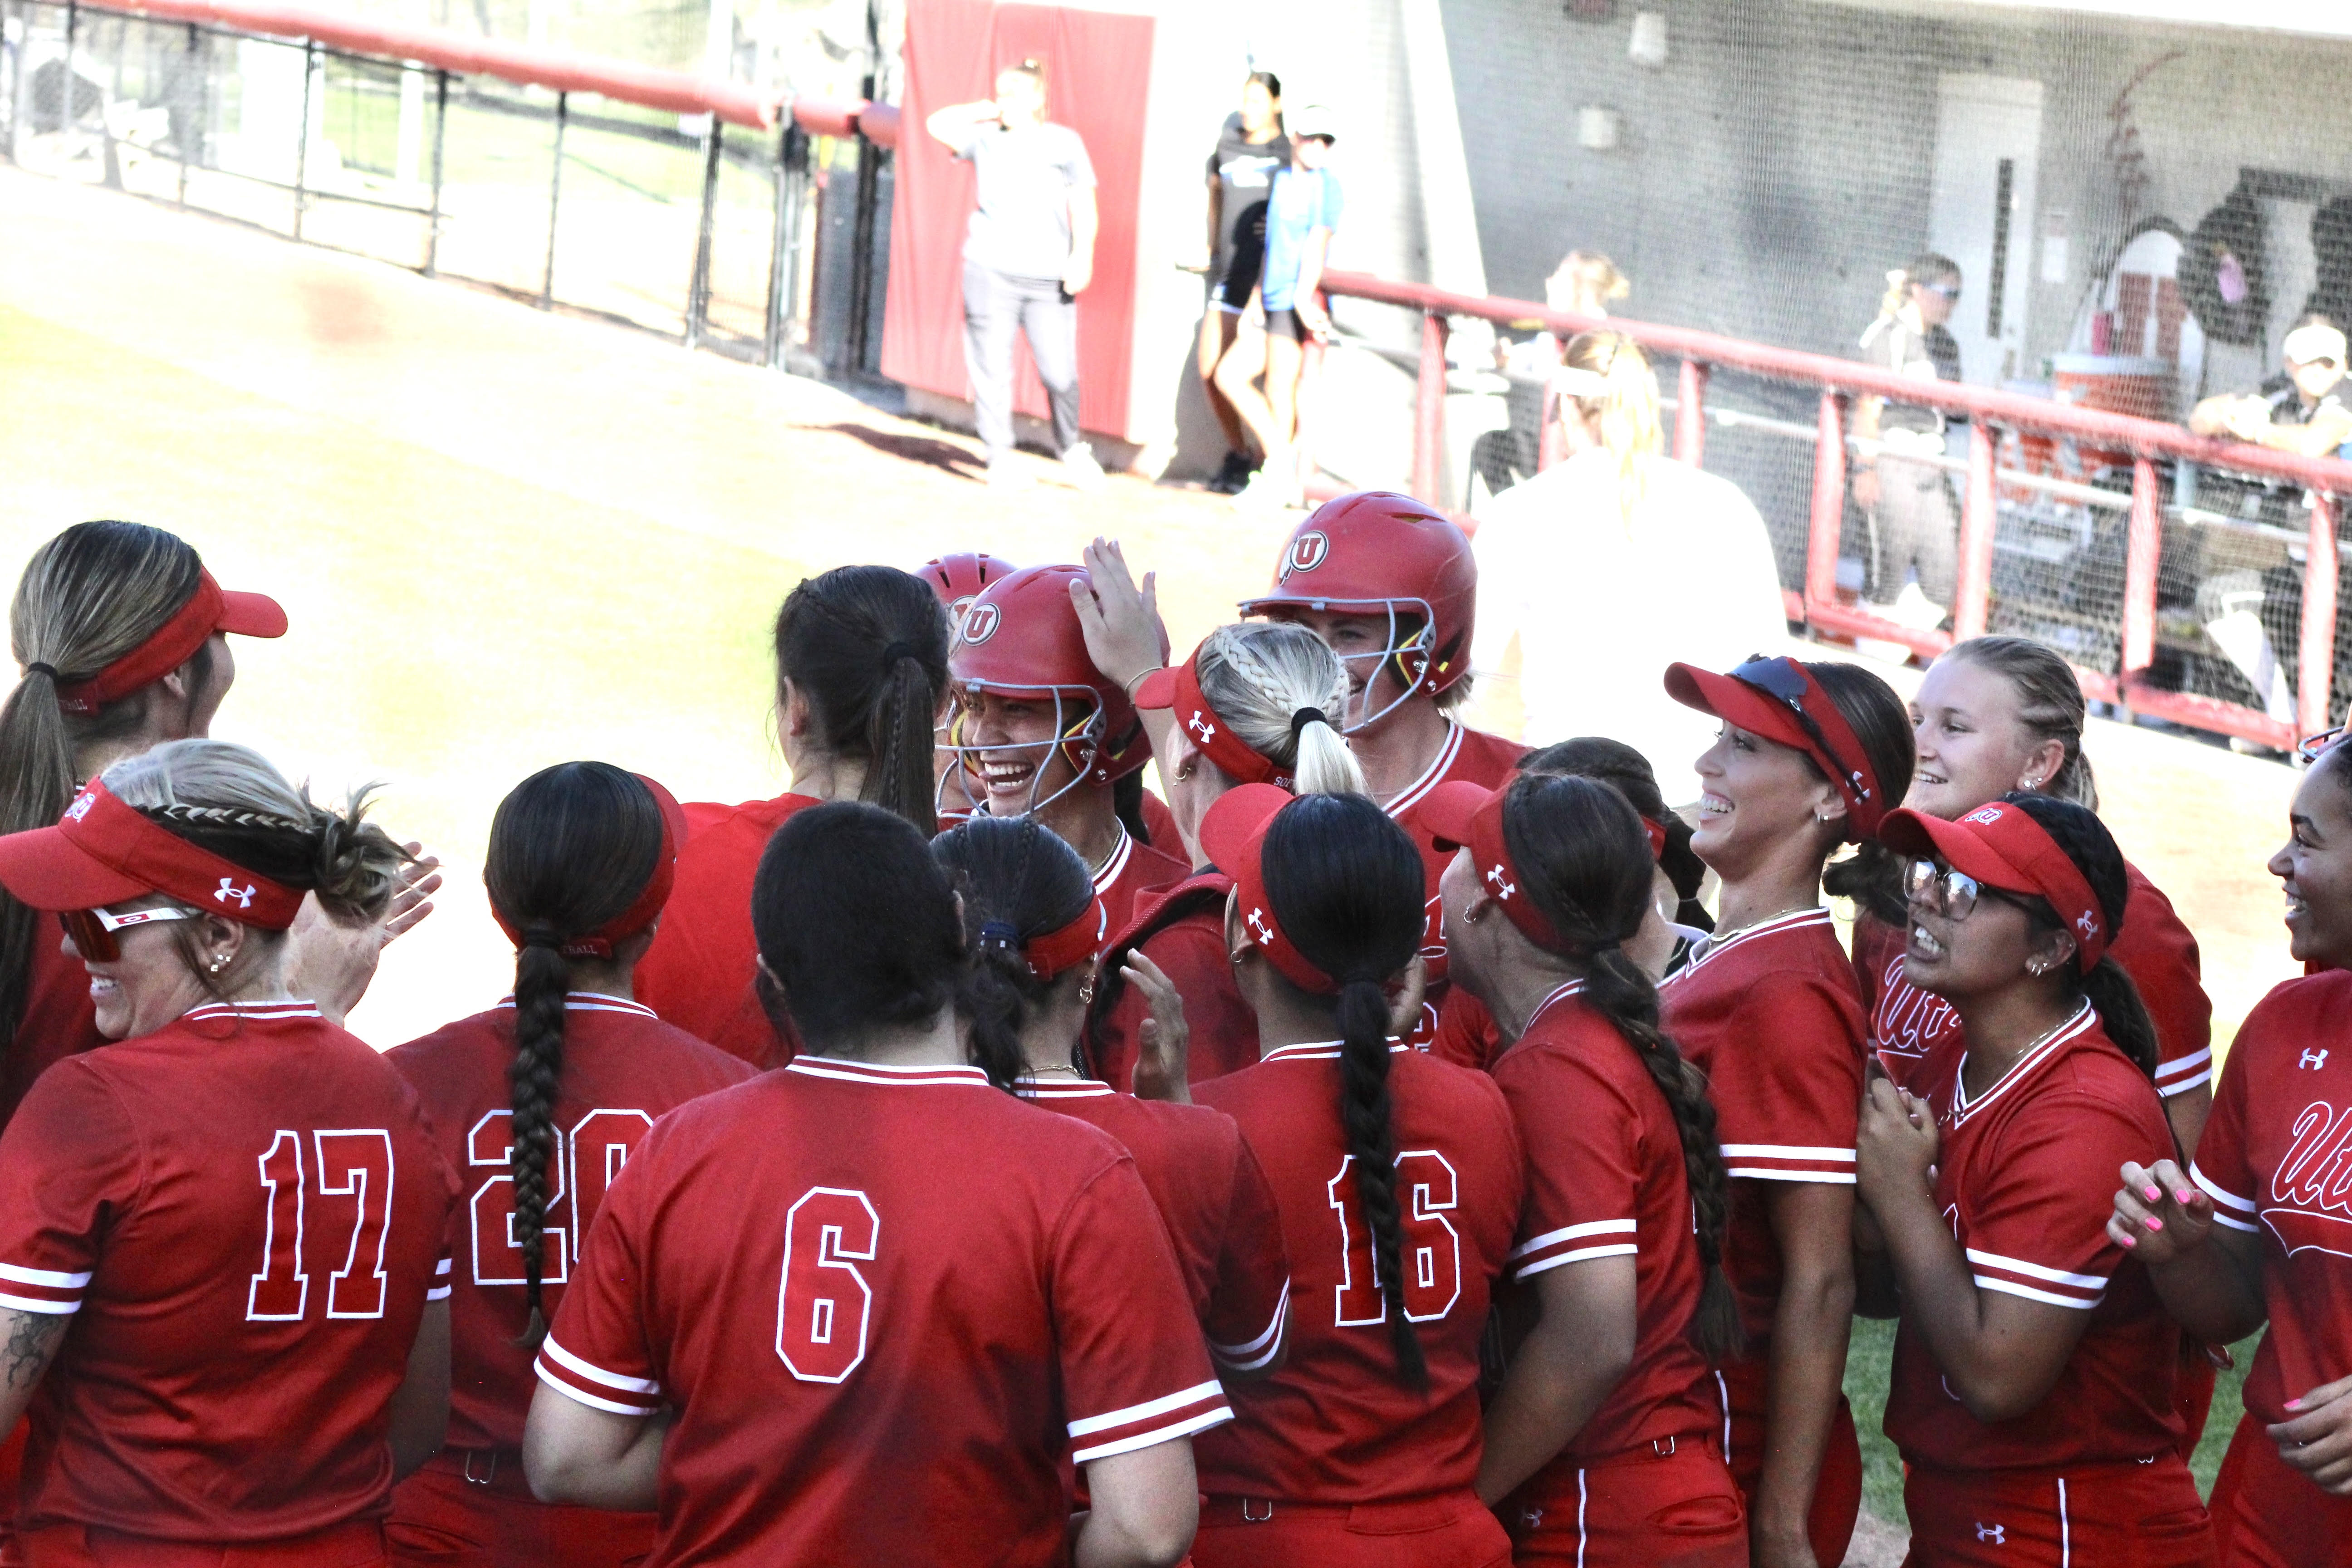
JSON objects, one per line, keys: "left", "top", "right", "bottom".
{"left": 814, "top": 422, "right": 984, "bottom": 480}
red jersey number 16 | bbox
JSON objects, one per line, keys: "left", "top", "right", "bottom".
{"left": 249, "top": 1129, "right": 396, "bottom": 1323}
{"left": 1329, "top": 1149, "right": 1462, "bottom": 1327}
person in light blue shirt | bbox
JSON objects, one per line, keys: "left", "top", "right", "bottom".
{"left": 1214, "top": 104, "right": 1342, "bottom": 510}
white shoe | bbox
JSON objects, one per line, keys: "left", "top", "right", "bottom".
{"left": 1060, "top": 444, "right": 1107, "bottom": 491}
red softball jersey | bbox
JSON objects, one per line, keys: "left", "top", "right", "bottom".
{"left": 635, "top": 792, "right": 819, "bottom": 1067}
{"left": 1857, "top": 859, "right": 2213, "bottom": 1105}
{"left": 1885, "top": 1004, "right": 2186, "bottom": 1469}
{"left": 1137, "top": 788, "right": 1181, "bottom": 859}
{"left": 1491, "top": 983, "right": 1720, "bottom": 1467}
{"left": 386, "top": 994, "right": 757, "bottom": 1452}
{"left": 2192, "top": 971, "right": 2352, "bottom": 1427}
{"left": 1659, "top": 908, "right": 1866, "bottom": 1345}
{"left": 1090, "top": 823, "right": 1191, "bottom": 940}
{"left": 1192, "top": 1042, "right": 1524, "bottom": 1502}
{"left": 536, "top": 1056, "right": 1228, "bottom": 1566}
{"left": 1088, "top": 874, "right": 1261, "bottom": 1093}
{"left": 1017, "top": 1077, "right": 1291, "bottom": 1369}
{"left": 0, "top": 1001, "right": 457, "bottom": 1541}
{"left": 0, "top": 933, "right": 103, "bottom": 1128}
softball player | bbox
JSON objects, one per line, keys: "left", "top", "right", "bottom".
{"left": 0, "top": 740, "right": 455, "bottom": 1564}
{"left": 946, "top": 564, "right": 1187, "bottom": 938}
{"left": 1188, "top": 786, "right": 1522, "bottom": 1567}
{"left": 1657, "top": 655, "right": 1915, "bottom": 1568}
{"left": 2112, "top": 731, "right": 2352, "bottom": 1567}
{"left": 1864, "top": 797, "right": 2207, "bottom": 1567}
{"left": 1243, "top": 493, "right": 1522, "bottom": 1040}
{"left": 1433, "top": 774, "right": 1746, "bottom": 1566}
{"left": 384, "top": 763, "right": 753, "bottom": 1565}
{"left": 636, "top": 564, "right": 952, "bottom": 1065}
{"left": 933, "top": 814, "right": 1291, "bottom": 1371}
{"left": 523, "top": 802, "right": 1223, "bottom": 1564}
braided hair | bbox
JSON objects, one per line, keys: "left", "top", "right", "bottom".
{"left": 773, "top": 566, "right": 952, "bottom": 837}
{"left": 2001, "top": 794, "right": 2157, "bottom": 1081}
{"left": 1502, "top": 774, "right": 1741, "bottom": 1362}
{"left": 482, "top": 762, "right": 669, "bottom": 1347}
{"left": 931, "top": 815, "right": 1095, "bottom": 1089}
{"left": 1257, "top": 793, "right": 1431, "bottom": 1389}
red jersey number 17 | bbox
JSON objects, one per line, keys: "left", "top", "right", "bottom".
{"left": 249, "top": 1129, "right": 396, "bottom": 1323}
{"left": 1328, "top": 1149, "right": 1461, "bottom": 1327}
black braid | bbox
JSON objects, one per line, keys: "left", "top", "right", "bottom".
{"left": 1335, "top": 978, "right": 1427, "bottom": 1390}
{"left": 508, "top": 931, "right": 569, "bottom": 1348}
{"left": 1584, "top": 946, "right": 1743, "bottom": 1362}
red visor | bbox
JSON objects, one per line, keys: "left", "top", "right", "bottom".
{"left": 1664, "top": 659, "right": 1885, "bottom": 841}
{"left": 492, "top": 775, "right": 690, "bottom": 960}
{"left": 52, "top": 571, "right": 288, "bottom": 716}
{"left": 1879, "top": 801, "right": 2110, "bottom": 971}
{"left": 0, "top": 780, "right": 304, "bottom": 928}
{"left": 1022, "top": 896, "right": 1108, "bottom": 981}
{"left": 1198, "top": 783, "right": 1336, "bottom": 995}
{"left": 1420, "top": 780, "right": 1568, "bottom": 953}
{"left": 1133, "top": 647, "right": 1296, "bottom": 792}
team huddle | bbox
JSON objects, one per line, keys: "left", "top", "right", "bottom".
{"left": 0, "top": 495, "right": 2341, "bottom": 1568}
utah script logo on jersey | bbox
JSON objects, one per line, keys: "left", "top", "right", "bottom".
{"left": 2266, "top": 1098, "right": 2352, "bottom": 1259}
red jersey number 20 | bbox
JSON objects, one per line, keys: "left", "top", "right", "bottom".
{"left": 776, "top": 1187, "right": 879, "bottom": 1385}
{"left": 249, "top": 1129, "right": 396, "bottom": 1322}
{"left": 470, "top": 1108, "right": 656, "bottom": 1288}
{"left": 1329, "top": 1149, "right": 1461, "bottom": 1327}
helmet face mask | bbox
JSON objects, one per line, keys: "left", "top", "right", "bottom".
{"left": 1256, "top": 600, "right": 1438, "bottom": 734}
{"left": 942, "top": 682, "right": 1105, "bottom": 819}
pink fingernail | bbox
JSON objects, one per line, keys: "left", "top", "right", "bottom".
{"left": 2145, "top": 1186, "right": 2162, "bottom": 1201}
{"left": 2119, "top": 1234, "right": 2136, "bottom": 1247}
{"left": 2289, "top": 1398, "right": 2305, "bottom": 1411}
{"left": 2146, "top": 1217, "right": 2164, "bottom": 1231}
{"left": 2178, "top": 1191, "right": 2196, "bottom": 1204}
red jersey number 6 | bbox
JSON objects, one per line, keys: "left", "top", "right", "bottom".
{"left": 776, "top": 1187, "right": 878, "bottom": 1384}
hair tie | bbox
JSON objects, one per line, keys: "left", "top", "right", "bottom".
{"left": 881, "top": 641, "right": 919, "bottom": 667}
{"left": 23, "top": 663, "right": 55, "bottom": 681}
{"left": 522, "top": 924, "right": 564, "bottom": 951}
{"left": 977, "top": 920, "right": 1021, "bottom": 952}
{"left": 1289, "top": 706, "right": 1328, "bottom": 740}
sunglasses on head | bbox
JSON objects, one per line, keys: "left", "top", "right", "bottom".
{"left": 1904, "top": 860, "right": 2032, "bottom": 923}
{"left": 59, "top": 903, "right": 195, "bottom": 963}
{"left": 2298, "top": 725, "right": 2347, "bottom": 765}
{"left": 1728, "top": 656, "right": 1872, "bottom": 805}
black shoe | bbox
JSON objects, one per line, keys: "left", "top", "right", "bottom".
{"left": 1210, "top": 452, "right": 1254, "bottom": 495}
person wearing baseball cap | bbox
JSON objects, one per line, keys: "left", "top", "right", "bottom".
{"left": 2190, "top": 314, "right": 2352, "bottom": 459}
{"left": 1859, "top": 793, "right": 2206, "bottom": 1564}
{"left": 1424, "top": 772, "right": 1745, "bottom": 1567}
{"left": 1186, "top": 786, "right": 1523, "bottom": 1568}
{"left": 1655, "top": 652, "right": 1915, "bottom": 1568}
{"left": 0, "top": 738, "right": 459, "bottom": 1558}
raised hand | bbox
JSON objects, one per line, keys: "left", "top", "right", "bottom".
{"left": 2107, "top": 1158, "right": 2215, "bottom": 1267}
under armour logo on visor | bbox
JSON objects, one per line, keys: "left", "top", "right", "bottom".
{"left": 2075, "top": 911, "right": 2100, "bottom": 941}
{"left": 1961, "top": 805, "right": 2006, "bottom": 827}
{"left": 2304, "top": 1049, "right": 2331, "bottom": 1071}
{"left": 1246, "top": 908, "right": 1274, "bottom": 946}
{"left": 1187, "top": 711, "right": 1216, "bottom": 744}
{"left": 216, "top": 878, "right": 255, "bottom": 908}
{"left": 1485, "top": 863, "right": 1515, "bottom": 900}
{"left": 1975, "top": 1523, "right": 2004, "bottom": 1544}
{"left": 959, "top": 603, "right": 1001, "bottom": 644}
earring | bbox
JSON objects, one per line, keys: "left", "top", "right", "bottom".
{"left": 2024, "top": 776, "right": 2044, "bottom": 789}
{"left": 2026, "top": 959, "right": 2048, "bottom": 976}
{"left": 1078, "top": 979, "right": 1096, "bottom": 1005}
{"left": 209, "top": 956, "right": 227, "bottom": 974}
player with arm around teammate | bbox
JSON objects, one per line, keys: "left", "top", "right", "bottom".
{"left": 2109, "top": 730, "right": 2352, "bottom": 1567}
{"left": 636, "top": 564, "right": 952, "bottom": 1065}
{"left": 0, "top": 739, "right": 456, "bottom": 1564}
{"left": 1187, "top": 785, "right": 1523, "bottom": 1567}
{"left": 385, "top": 763, "right": 755, "bottom": 1566}
{"left": 932, "top": 813, "right": 1292, "bottom": 1377}
{"left": 1656, "top": 655, "right": 1916, "bottom": 1568}
{"left": 1435, "top": 773, "right": 1748, "bottom": 1566}
{"left": 523, "top": 801, "right": 1222, "bottom": 1566}
{"left": 1859, "top": 796, "right": 2209, "bottom": 1566}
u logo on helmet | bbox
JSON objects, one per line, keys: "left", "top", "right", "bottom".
{"left": 960, "top": 602, "right": 1001, "bottom": 645}
{"left": 947, "top": 594, "right": 979, "bottom": 621}
{"left": 1280, "top": 530, "right": 1331, "bottom": 581}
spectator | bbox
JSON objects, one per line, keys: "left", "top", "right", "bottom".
{"left": 925, "top": 59, "right": 1103, "bottom": 490}
{"left": 2190, "top": 316, "right": 2352, "bottom": 457}
{"left": 1198, "top": 72, "right": 1289, "bottom": 495}
{"left": 1471, "top": 250, "right": 1631, "bottom": 501}
{"left": 1853, "top": 254, "right": 1965, "bottom": 627}
{"left": 1467, "top": 332, "right": 1787, "bottom": 797}
{"left": 1214, "top": 103, "right": 1342, "bottom": 513}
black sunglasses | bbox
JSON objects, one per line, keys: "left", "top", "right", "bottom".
{"left": 2300, "top": 725, "right": 2348, "bottom": 765}
{"left": 1728, "top": 656, "right": 1874, "bottom": 808}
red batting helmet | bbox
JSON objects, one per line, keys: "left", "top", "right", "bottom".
{"left": 1238, "top": 491, "right": 1478, "bottom": 730}
{"left": 947, "top": 565, "right": 1154, "bottom": 812}
{"left": 918, "top": 551, "right": 1019, "bottom": 624}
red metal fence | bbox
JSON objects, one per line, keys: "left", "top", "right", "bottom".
{"left": 1323, "top": 269, "right": 2352, "bottom": 752}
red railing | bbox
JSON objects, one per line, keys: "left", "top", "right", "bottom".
{"left": 1322, "top": 269, "right": 2352, "bottom": 750}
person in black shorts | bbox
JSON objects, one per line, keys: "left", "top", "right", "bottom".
{"left": 1198, "top": 73, "right": 1289, "bottom": 495}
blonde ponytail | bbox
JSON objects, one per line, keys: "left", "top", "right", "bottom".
{"left": 1195, "top": 623, "right": 1368, "bottom": 796}
{"left": 1558, "top": 332, "right": 1662, "bottom": 531}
